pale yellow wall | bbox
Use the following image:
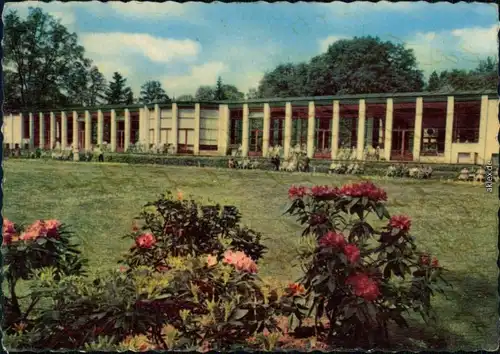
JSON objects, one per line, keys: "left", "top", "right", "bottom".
{"left": 484, "top": 99, "right": 499, "bottom": 164}
{"left": 3, "top": 114, "right": 24, "bottom": 146}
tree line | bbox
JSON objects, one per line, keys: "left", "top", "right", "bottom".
{"left": 3, "top": 7, "right": 497, "bottom": 112}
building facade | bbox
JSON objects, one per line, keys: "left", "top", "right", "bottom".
{"left": 3, "top": 91, "right": 498, "bottom": 165}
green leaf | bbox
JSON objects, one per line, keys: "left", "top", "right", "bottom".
{"left": 36, "top": 237, "right": 47, "bottom": 245}
{"left": 230, "top": 308, "right": 248, "bottom": 321}
{"left": 347, "top": 198, "right": 360, "bottom": 213}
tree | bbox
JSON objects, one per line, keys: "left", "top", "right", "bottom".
{"left": 195, "top": 86, "right": 215, "bottom": 101}
{"left": 257, "top": 63, "right": 310, "bottom": 98}
{"left": 257, "top": 36, "right": 425, "bottom": 98}
{"left": 139, "top": 80, "right": 170, "bottom": 104}
{"left": 105, "top": 72, "right": 134, "bottom": 105}
{"left": 87, "top": 66, "right": 108, "bottom": 106}
{"left": 222, "top": 84, "right": 244, "bottom": 100}
{"left": 246, "top": 88, "right": 260, "bottom": 100}
{"left": 175, "top": 94, "right": 195, "bottom": 102}
{"left": 213, "top": 77, "right": 227, "bottom": 100}
{"left": 3, "top": 7, "right": 92, "bottom": 110}
{"left": 426, "top": 71, "right": 441, "bottom": 92}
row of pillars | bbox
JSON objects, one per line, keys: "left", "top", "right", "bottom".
{"left": 18, "top": 95, "right": 489, "bottom": 160}
{"left": 23, "top": 109, "right": 135, "bottom": 152}
{"left": 233, "top": 95, "right": 488, "bottom": 161}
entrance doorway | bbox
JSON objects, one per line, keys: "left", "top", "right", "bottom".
{"left": 249, "top": 129, "right": 263, "bottom": 156}
{"left": 391, "top": 129, "right": 414, "bottom": 161}
{"left": 178, "top": 128, "right": 194, "bottom": 154}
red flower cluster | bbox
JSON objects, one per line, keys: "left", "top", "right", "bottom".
{"left": 19, "top": 219, "right": 61, "bottom": 241}
{"left": 288, "top": 185, "right": 308, "bottom": 199}
{"left": 419, "top": 254, "right": 439, "bottom": 268}
{"left": 319, "top": 231, "right": 346, "bottom": 249}
{"left": 223, "top": 250, "right": 258, "bottom": 273}
{"left": 389, "top": 215, "right": 411, "bottom": 231}
{"left": 346, "top": 273, "right": 381, "bottom": 301}
{"left": 310, "top": 185, "right": 340, "bottom": 198}
{"left": 319, "top": 231, "right": 360, "bottom": 264}
{"left": 339, "top": 182, "right": 387, "bottom": 202}
{"left": 3, "top": 218, "right": 17, "bottom": 245}
{"left": 135, "top": 233, "right": 156, "bottom": 249}
{"left": 287, "top": 282, "right": 306, "bottom": 296}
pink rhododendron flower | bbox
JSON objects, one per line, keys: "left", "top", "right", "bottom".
{"left": 206, "top": 254, "right": 218, "bottom": 267}
{"left": 319, "top": 231, "right": 346, "bottom": 249}
{"left": 288, "top": 185, "right": 308, "bottom": 199}
{"left": 44, "top": 219, "right": 61, "bottom": 238}
{"left": 310, "top": 185, "right": 340, "bottom": 198}
{"left": 2, "top": 218, "right": 16, "bottom": 245}
{"left": 346, "top": 273, "right": 381, "bottom": 302}
{"left": 339, "top": 182, "right": 387, "bottom": 202}
{"left": 223, "top": 250, "right": 258, "bottom": 273}
{"left": 135, "top": 233, "right": 156, "bottom": 249}
{"left": 343, "top": 244, "right": 361, "bottom": 264}
{"left": 389, "top": 215, "right": 411, "bottom": 231}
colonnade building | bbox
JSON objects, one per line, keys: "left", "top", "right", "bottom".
{"left": 3, "top": 91, "right": 498, "bottom": 164}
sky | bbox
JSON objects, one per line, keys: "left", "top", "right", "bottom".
{"left": 4, "top": 1, "right": 499, "bottom": 98}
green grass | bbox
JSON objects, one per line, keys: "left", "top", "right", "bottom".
{"left": 3, "top": 159, "right": 498, "bottom": 350}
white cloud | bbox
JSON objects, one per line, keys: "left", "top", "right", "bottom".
{"left": 406, "top": 25, "right": 498, "bottom": 76}
{"left": 4, "top": 1, "right": 77, "bottom": 29}
{"left": 318, "top": 35, "right": 349, "bottom": 53}
{"left": 160, "top": 62, "right": 228, "bottom": 96}
{"left": 81, "top": 32, "right": 200, "bottom": 64}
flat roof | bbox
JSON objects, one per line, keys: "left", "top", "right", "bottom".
{"left": 5, "top": 90, "right": 497, "bottom": 114}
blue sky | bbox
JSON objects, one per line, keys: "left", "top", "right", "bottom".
{"left": 5, "top": 1, "right": 498, "bottom": 97}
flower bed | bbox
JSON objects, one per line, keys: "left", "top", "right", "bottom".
{"left": 2, "top": 180, "right": 452, "bottom": 351}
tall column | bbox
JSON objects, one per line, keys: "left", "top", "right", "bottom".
{"left": 478, "top": 95, "right": 489, "bottom": 164}
{"left": 143, "top": 106, "right": 150, "bottom": 147}
{"left": 171, "top": 103, "right": 178, "bottom": 154}
{"left": 39, "top": 113, "right": 45, "bottom": 149}
{"left": 84, "top": 110, "right": 91, "bottom": 151}
{"left": 72, "top": 111, "right": 79, "bottom": 149}
{"left": 61, "top": 112, "right": 68, "bottom": 149}
{"left": 28, "top": 113, "right": 35, "bottom": 149}
{"left": 444, "top": 97, "right": 454, "bottom": 164}
{"left": 50, "top": 112, "right": 56, "bottom": 149}
{"left": 194, "top": 103, "right": 201, "bottom": 155}
{"left": 384, "top": 98, "right": 394, "bottom": 161}
{"left": 307, "top": 101, "right": 316, "bottom": 158}
{"left": 331, "top": 100, "right": 340, "bottom": 159}
{"left": 284, "top": 102, "right": 292, "bottom": 158}
{"left": 262, "top": 103, "right": 271, "bottom": 157}
{"left": 154, "top": 104, "right": 161, "bottom": 145}
{"left": 110, "top": 110, "right": 117, "bottom": 152}
{"left": 413, "top": 97, "right": 423, "bottom": 161}
{"left": 97, "top": 110, "right": 104, "bottom": 146}
{"left": 378, "top": 118, "right": 384, "bottom": 147}
{"left": 124, "top": 108, "right": 131, "bottom": 152}
{"left": 139, "top": 108, "right": 145, "bottom": 145}
{"left": 217, "top": 104, "right": 229, "bottom": 155}
{"left": 241, "top": 104, "right": 249, "bottom": 157}
{"left": 356, "top": 99, "right": 366, "bottom": 160}
{"left": 18, "top": 113, "right": 25, "bottom": 147}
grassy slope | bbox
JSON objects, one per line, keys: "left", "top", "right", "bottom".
{"left": 3, "top": 160, "right": 498, "bottom": 350}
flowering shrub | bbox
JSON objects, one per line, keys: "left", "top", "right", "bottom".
{"left": 122, "top": 191, "right": 267, "bottom": 270}
{"left": 284, "top": 181, "right": 450, "bottom": 348}
{"left": 2, "top": 218, "right": 87, "bottom": 333}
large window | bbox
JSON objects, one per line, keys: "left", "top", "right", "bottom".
{"left": 67, "top": 115, "right": 74, "bottom": 146}
{"left": 365, "top": 103, "right": 386, "bottom": 149}
{"left": 291, "top": 106, "right": 308, "bottom": 148}
{"left": 453, "top": 100, "right": 481, "bottom": 143}
{"left": 229, "top": 108, "right": 243, "bottom": 145}
{"left": 421, "top": 101, "right": 447, "bottom": 156}
{"left": 314, "top": 105, "right": 332, "bottom": 158}
{"left": 338, "top": 103, "right": 358, "bottom": 149}
{"left": 200, "top": 107, "right": 219, "bottom": 151}
{"left": 131, "top": 111, "right": 140, "bottom": 144}
{"left": 270, "top": 107, "right": 285, "bottom": 147}
{"left": 249, "top": 108, "right": 263, "bottom": 155}
{"left": 23, "top": 114, "right": 30, "bottom": 139}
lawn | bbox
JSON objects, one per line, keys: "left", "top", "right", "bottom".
{"left": 3, "top": 159, "right": 498, "bottom": 350}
